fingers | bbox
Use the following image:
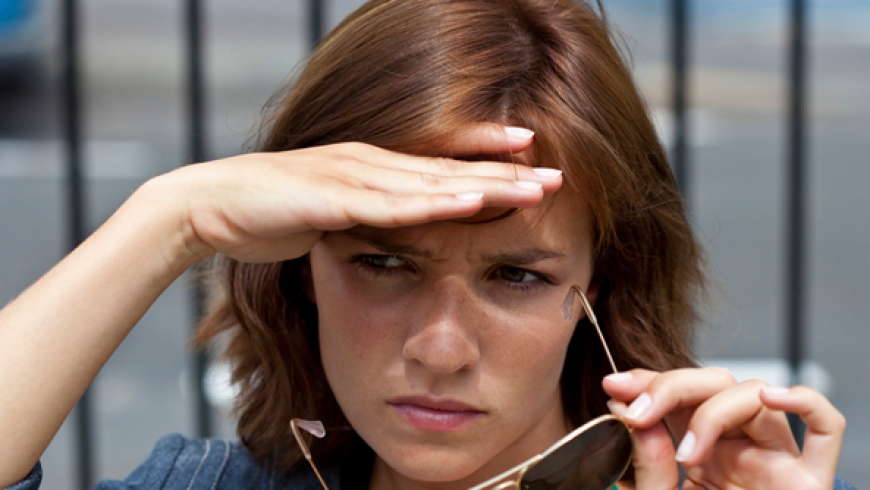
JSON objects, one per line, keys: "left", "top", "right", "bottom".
{"left": 332, "top": 189, "right": 493, "bottom": 229}
{"left": 604, "top": 367, "right": 845, "bottom": 485}
{"left": 603, "top": 370, "right": 790, "bottom": 464}
{"left": 761, "top": 386, "right": 845, "bottom": 483}
{"left": 199, "top": 138, "right": 564, "bottom": 263}
{"left": 607, "top": 400, "right": 680, "bottom": 490}
{"left": 630, "top": 423, "right": 681, "bottom": 490}
{"left": 672, "top": 379, "right": 798, "bottom": 466}
{"left": 342, "top": 141, "right": 563, "bottom": 192}
{"left": 426, "top": 124, "right": 536, "bottom": 156}
{"left": 339, "top": 164, "right": 554, "bottom": 207}
{"left": 602, "top": 368, "right": 738, "bottom": 434}
{"left": 306, "top": 142, "right": 562, "bottom": 212}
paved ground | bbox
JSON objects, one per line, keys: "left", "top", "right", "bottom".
{"left": 1, "top": 0, "right": 868, "bottom": 487}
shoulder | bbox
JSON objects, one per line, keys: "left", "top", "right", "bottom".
{"left": 92, "top": 434, "right": 245, "bottom": 490}
{"left": 835, "top": 474, "right": 858, "bottom": 490}
{"left": 95, "top": 434, "right": 332, "bottom": 490}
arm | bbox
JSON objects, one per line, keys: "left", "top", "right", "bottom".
{"left": 0, "top": 128, "right": 560, "bottom": 486}
{"left": 0, "top": 176, "right": 205, "bottom": 486}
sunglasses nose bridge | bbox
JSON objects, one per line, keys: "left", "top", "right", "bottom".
{"left": 494, "top": 481, "right": 517, "bottom": 490}
{"left": 512, "top": 453, "right": 544, "bottom": 490}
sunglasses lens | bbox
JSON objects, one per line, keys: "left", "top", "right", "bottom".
{"left": 519, "top": 419, "right": 632, "bottom": 490}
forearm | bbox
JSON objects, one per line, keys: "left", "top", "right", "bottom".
{"left": 0, "top": 174, "right": 207, "bottom": 486}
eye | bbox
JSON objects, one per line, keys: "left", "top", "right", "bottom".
{"left": 353, "top": 254, "right": 413, "bottom": 277}
{"left": 362, "top": 255, "right": 405, "bottom": 268}
{"left": 497, "top": 266, "right": 537, "bottom": 283}
{"left": 492, "top": 266, "right": 551, "bottom": 293}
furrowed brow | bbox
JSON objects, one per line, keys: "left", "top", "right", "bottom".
{"left": 479, "top": 249, "right": 566, "bottom": 266}
{"left": 341, "top": 229, "right": 435, "bottom": 259}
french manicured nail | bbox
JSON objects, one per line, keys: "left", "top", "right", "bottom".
{"left": 514, "top": 181, "right": 543, "bottom": 190}
{"left": 624, "top": 392, "right": 651, "bottom": 420}
{"left": 675, "top": 431, "right": 696, "bottom": 462}
{"left": 762, "top": 386, "right": 791, "bottom": 396}
{"left": 505, "top": 126, "right": 535, "bottom": 140}
{"left": 604, "top": 372, "right": 633, "bottom": 383}
{"left": 533, "top": 168, "right": 562, "bottom": 178}
{"left": 455, "top": 192, "right": 484, "bottom": 201}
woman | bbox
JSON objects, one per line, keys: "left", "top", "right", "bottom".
{"left": 0, "top": 0, "right": 850, "bottom": 489}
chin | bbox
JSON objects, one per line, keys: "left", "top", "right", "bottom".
{"left": 379, "top": 442, "right": 493, "bottom": 483}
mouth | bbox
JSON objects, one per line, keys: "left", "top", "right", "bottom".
{"left": 388, "top": 396, "right": 485, "bottom": 432}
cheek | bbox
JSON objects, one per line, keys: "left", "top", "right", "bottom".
{"left": 320, "top": 307, "right": 399, "bottom": 388}
{"left": 310, "top": 249, "right": 403, "bottom": 403}
{"left": 485, "top": 318, "right": 575, "bottom": 397}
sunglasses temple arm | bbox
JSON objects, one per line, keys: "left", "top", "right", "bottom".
{"left": 306, "top": 459, "right": 330, "bottom": 490}
{"left": 570, "top": 285, "right": 618, "bottom": 374}
{"left": 291, "top": 420, "right": 331, "bottom": 490}
{"left": 467, "top": 455, "right": 542, "bottom": 490}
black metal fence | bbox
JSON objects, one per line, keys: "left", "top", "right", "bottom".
{"left": 59, "top": 0, "right": 811, "bottom": 488}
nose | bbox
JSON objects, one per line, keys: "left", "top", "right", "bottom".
{"left": 402, "top": 282, "right": 481, "bottom": 374}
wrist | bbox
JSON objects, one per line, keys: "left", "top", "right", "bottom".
{"left": 125, "top": 168, "right": 217, "bottom": 275}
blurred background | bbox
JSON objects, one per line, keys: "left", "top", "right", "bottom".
{"left": 0, "top": 0, "right": 868, "bottom": 487}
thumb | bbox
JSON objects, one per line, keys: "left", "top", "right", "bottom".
{"left": 631, "top": 423, "right": 680, "bottom": 490}
{"left": 609, "top": 400, "right": 679, "bottom": 490}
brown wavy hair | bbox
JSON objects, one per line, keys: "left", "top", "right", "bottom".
{"left": 196, "top": 0, "right": 705, "bottom": 472}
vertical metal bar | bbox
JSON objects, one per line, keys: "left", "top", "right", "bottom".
{"left": 785, "top": 0, "right": 808, "bottom": 448}
{"left": 62, "top": 0, "right": 93, "bottom": 488}
{"left": 670, "top": 0, "right": 690, "bottom": 198}
{"left": 185, "top": 0, "right": 212, "bottom": 439}
{"left": 309, "top": 0, "right": 325, "bottom": 48}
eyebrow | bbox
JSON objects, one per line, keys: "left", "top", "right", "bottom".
{"left": 341, "top": 230, "right": 566, "bottom": 265}
{"left": 342, "top": 229, "right": 436, "bottom": 259}
{"left": 478, "top": 250, "right": 567, "bottom": 265}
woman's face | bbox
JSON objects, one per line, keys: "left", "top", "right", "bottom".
{"left": 308, "top": 192, "right": 595, "bottom": 489}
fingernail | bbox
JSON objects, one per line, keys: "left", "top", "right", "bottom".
{"left": 675, "top": 431, "right": 696, "bottom": 463}
{"left": 455, "top": 192, "right": 484, "bottom": 201}
{"left": 624, "top": 392, "right": 651, "bottom": 420}
{"left": 762, "top": 386, "right": 791, "bottom": 396}
{"left": 505, "top": 126, "right": 535, "bottom": 140}
{"left": 514, "top": 181, "right": 543, "bottom": 190}
{"left": 604, "top": 372, "right": 633, "bottom": 383}
{"left": 606, "top": 399, "right": 627, "bottom": 417}
{"left": 533, "top": 168, "right": 562, "bottom": 178}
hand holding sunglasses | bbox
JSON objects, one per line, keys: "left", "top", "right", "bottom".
{"left": 292, "top": 286, "right": 633, "bottom": 490}
{"left": 603, "top": 364, "right": 846, "bottom": 489}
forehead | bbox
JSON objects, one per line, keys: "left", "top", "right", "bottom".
{"left": 341, "top": 192, "right": 593, "bottom": 261}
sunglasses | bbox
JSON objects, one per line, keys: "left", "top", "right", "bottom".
{"left": 291, "top": 285, "right": 633, "bottom": 490}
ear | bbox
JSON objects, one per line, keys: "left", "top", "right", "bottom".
{"left": 585, "top": 273, "right": 602, "bottom": 308}
{"left": 300, "top": 255, "right": 316, "bottom": 304}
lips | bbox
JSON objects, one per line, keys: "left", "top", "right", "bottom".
{"left": 388, "top": 396, "right": 485, "bottom": 432}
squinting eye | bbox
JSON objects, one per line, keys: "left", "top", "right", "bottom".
{"left": 364, "top": 255, "right": 405, "bottom": 268}
{"left": 353, "top": 254, "right": 413, "bottom": 279}
{"left": 497, "top": 266, "right": 537, "bottom": 283}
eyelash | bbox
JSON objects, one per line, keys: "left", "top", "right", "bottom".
{"left": 351, "top": 254, "right": 553, "bottom": 293}
{"left": 491, "top": 266, "right": 552, "bottom": 293}
{"left": 353, "top": 254, "right": 413, "bottom": 277}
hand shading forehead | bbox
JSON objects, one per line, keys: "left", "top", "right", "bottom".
{"left": 336, "top": 194, "right": 592, "bottom": 266}
{"left": 341, "top": 226, "right": 570, "bottom": 266}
